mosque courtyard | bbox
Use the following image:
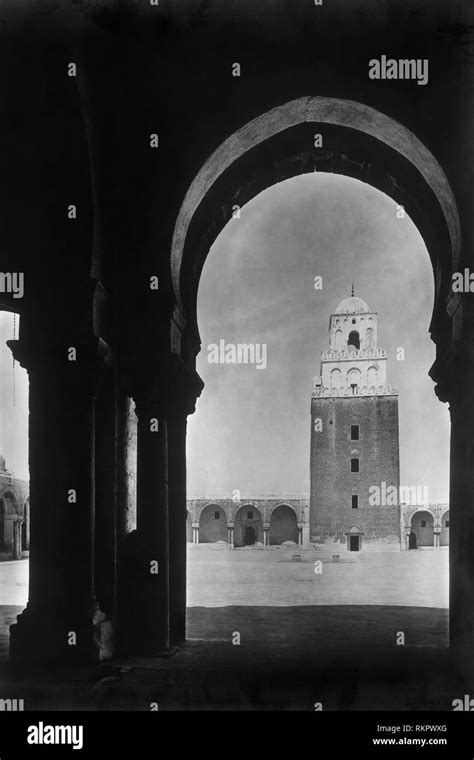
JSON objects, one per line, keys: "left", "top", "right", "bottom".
{"left": 0, "top": 547, "right": 448, "bottom": 662}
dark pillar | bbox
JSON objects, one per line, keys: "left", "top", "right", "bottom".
{"left": 448, "top": 380, "right": 474, "bottom": 660}
{"left": 12, "top": 519, "right": 22, "bottom": 561}
{"left": 165, "top": 359, "right": 204, "bottom": 648}
{"left": 118, "top": 356, "right": 203, "bottom": 657}
{"left": 168, "top": 414, "right": 187, "bottom": 646}
{"left": 433, "top": 337, "right": 474, "bottom": 671}
{"left": 129, "top": 391, "right": 170, "bottom": 654}
{"left": 8, "top": 340, "right": 112, "bottom": 664}
{"left": 115, "top": 388, "right": 139, "bottom": 650}
{"left": 94, "top": 367, "right": 116, "bottom": 622}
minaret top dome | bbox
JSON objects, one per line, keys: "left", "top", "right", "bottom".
{"left": 334, "top": 296, "right": 371, "bottom": 315}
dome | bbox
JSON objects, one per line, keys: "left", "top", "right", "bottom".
{"left": 334, "top": 296, "right": 371, "bottom": 315}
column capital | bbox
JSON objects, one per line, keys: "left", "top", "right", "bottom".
{"left": 430, "top": 339, "right": 474, "bottom": 418}
{"left": 6, "top": 336, "right": 109, "bottom": 387}
{"left": 8, "top": 338, "right": 112, "bottom": 411}
{"left": 129, "top": 351, "right": 204, "bottom": 420}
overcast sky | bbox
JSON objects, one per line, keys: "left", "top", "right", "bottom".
{"left": 0, "top": 173, "right": 450, "bottom": 500}
{"left": 187, "top": 173, "right": 450, "bottom": 503}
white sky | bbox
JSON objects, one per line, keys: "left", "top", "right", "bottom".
{"left": 188, "top": 173, "right": 450, "bottom": 502}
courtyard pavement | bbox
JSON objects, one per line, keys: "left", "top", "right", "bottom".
{"left": 0, "top": 550, "right": 453, "bottom": 709}
{"left": 0, "top": 548, "right": 449, "bottom": 665}
{"left": 187, "top": 545, "right": 448, "bottom": 608}
{"left": 1, "top": 548, "right": 449, "bottom": 611}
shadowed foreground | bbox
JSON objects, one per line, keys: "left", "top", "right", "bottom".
{"left": 0, "top": 604, "right": 457, "bottom": 711}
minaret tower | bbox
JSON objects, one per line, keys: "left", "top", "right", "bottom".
{"left": 310, "top": 292, "right": 400, "bottom": 550}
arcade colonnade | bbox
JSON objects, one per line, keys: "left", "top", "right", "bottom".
{"left": 401, "top": 505, "right": 450, "bottom": 550}
{"left": 187, "top": 499, "right": 310, "bottom": 548}
{"left": 4, "top": 343, "right": 204, "bottom": 662}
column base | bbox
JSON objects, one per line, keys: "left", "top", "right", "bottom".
{"left": 9, "top": 604, "right": 114, "bottom": 666}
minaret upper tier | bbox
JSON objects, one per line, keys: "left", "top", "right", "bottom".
{"left": 312, "top": 294, "right": 398, "bottom": 398}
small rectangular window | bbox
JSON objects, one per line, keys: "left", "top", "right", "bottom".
{"left": 214, "top": 511, "right": 220, "bottom": 520}
{"left": 351, "top": 495, "right": 358, "bottom": 509}
{"left": 351, "top": 425, "right": 359, "bottom": 441}
{"left": 351, "top": 458, "right": 359, "bottom": 473}
{"left": 421, "top": 520, "right": 426, "bottom": 528}
{"left": 247, "top": 511, "right": 253, "bottom": 520}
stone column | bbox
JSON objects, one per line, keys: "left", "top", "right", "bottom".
{"left": 120, "top": 355, "right": 202, "bottom": 655}
{"left": 432, "top": 341, "right": 474, "bottom": 667}
{"left": 168, "top": 414, "right": 187, "bottom": 647}
{"left": 404, "top": 527, "right": 411, "bottom": 551}
{"left": 8, "top": 340, "right": 111, "bottom": 664}
{"left": 115, "top": 388, "right": 138, "bottom": 647}
{"left": 448, "top": 390, "right": 474, "bottom": 657}
{"left": 302, "top": 505, "right": 310, "bottom": 548}
{"left": 297, "top": 524, "right": 304, "bottom": 546}
{"left": 227, "top": 523, "right": 234, "bottom": 548}
{"left": 263, "top": 524, "right": 270, "bottom": 547}
{"left": 131, "top": 392, "right": 170, "bottom": 655}
{"left": 12, "top": 518, "right": 22, "bottom": 560}
{"left": 94, "top": 367, "right": 116, "bottom": 621}
{"left": 24, "top": 501, "right": 30, "bottom": 551}
{"left": 192, "top": 523, "right": 200, "bottom": 545}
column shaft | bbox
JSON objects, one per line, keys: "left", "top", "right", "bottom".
{"left": 131, "top": 403, "right": 169, "bottom": 654}
{"left": 9, "top": 353, "right": 110, "bottom": 663}
{"left": 168, "top": 415, "right": 187, "bottom": 646}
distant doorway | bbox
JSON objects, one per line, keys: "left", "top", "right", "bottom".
{"left": 244, "top": 526, "right": 256, "bottom": 546}
{"left": 411, "top": 510, "right": 434, "bottom": 547}
{"left": 349, "top": 535, "right": 360, "bottom": 552}
{"left": 409, "top": 532, "right": 417, "bottom": 550}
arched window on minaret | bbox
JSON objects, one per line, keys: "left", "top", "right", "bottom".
{"left": 348, "top": 368, "right": 361, "bottom": 389}
{"left": 348, "top": 330, "right": 360, "bottom": 349}
{"left": 330, "top": 368, "right": 342, "bottom": 388}
{"left": 365, "top": 327, "right": 374, "bottom": 348}
{"left": 367, "top": 366, "right": 378, "bottom": 388}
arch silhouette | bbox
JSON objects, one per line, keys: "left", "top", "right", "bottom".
{"left": 171, "top": 96, "right": 461, "bottom": 361}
